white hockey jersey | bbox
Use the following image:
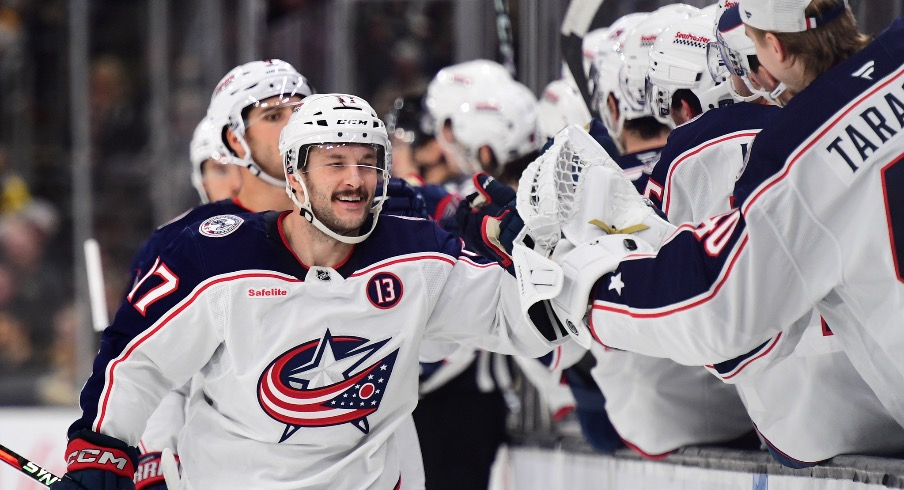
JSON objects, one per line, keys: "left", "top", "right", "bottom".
{"left": 583, "top": 19, "right": 904, "bottom": 434}
{"left": 69, "top": 211, "right": 552, "bottom": 489}
{"left": 647, "top": 101, "right": 904, "bottom": 465}
{"left": 589, "top": 343, "right": 752, "bottom": 457}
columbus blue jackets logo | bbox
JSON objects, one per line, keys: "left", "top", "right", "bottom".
{"left": 199, "top": 214, "right": 243, "bottom": 237}
{"left": 258, "top": 330, "right": 399, "bottom": 442}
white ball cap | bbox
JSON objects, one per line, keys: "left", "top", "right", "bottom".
{"left": 738, "top": 0, "right": 848, "bottom": 33}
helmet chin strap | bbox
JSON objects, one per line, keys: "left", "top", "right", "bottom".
{"left": 246, "top": 161, "right": 286, "bottom": 187}
{"left": 730, "top": 80, "right": 763, "bottom": 103}
{"left": 436, "top": 132, "right": 481, "bottom": 175}
{"left": 766, "top": 82, "right": 788, "bottom": 108}
{"left": 236, "top": 137, "right": 286, "bottom": 187}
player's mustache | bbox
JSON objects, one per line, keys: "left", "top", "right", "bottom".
{"left": 332, "top": 189, "right": 369, "bottom": 201}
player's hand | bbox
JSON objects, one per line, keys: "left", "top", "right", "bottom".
{"left": 49, "top": 430, "right": 139, "bottom": 490}
{"left": 135, "top": 451, "right": 179, "bottom": 490}
{"left": 378, "top": 177, "right": 429, "bottom": 219}
{"left": 455, "top": 173, "right": 523, "bottom": 271}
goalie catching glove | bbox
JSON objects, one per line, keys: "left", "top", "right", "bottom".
{"left": 50, "top": 430, "right": 139, "bottom": 490}
{"left": 455, "top": 173, "right": 524, "bottom": 273}
{"left": 512, "top": 125, "right": 676, "bottom": 348}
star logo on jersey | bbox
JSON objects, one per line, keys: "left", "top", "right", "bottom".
{"left": 257, "top": 330, "right": 399, "bottom": 442}
{"left": 608, "top": 273, "right": 625, "bottom": 296}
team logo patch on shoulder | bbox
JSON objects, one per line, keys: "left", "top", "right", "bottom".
{"left": 199, "top": 214, "right": 243, "bottom": 237}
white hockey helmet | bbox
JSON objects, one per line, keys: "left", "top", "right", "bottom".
{"left": 537, "top": 79, "right": 592, "bottom": 140}
{"left": 708, "top": 3, "right": 787, "bottom": 104}
{"left": 616, "top": 4, "right": 700, "bottom": 129}
{"left": 582, "top": 27, "right": 611, "bottom": 80}
{"left": 444, "top": 77, "right": 540, "bottom": 173}
{"left": 425, "top": 59, "right": 536, "bottom": 174}
{"left": 588, "top": 13, "right": 650, "bottom": 143}
{"left": 647, "top": 10, "right": 734, "bottom": 127}
{"left": 207, "top": 59, "right": 315, "bottom": 187}
{"left": 189, "top": 116, "right": 232, "bottom": 203}
{"left": 424, "top": 59, "right": 512, "bottom": 131}
{"left": 279, "top": 94, "right": 391, "bottom": 244}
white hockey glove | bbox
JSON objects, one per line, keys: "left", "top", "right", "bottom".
{"left": 559, "top": 131, "right": 676, "bottom": 250}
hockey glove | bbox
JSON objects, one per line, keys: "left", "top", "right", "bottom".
{"left": 377, "top": 177, "right": 429, "bottom": 219}
{"left": 455, "top": 173, "right": 524, "bottom": 272}
{"left": 134, "top": 450, "right": 181, "bottom": 490}
{"left": 549, "top": 234, "right": 655, "bottom": 348}
{"left": 50, "top": 430, "right": 139, "bottom": 490}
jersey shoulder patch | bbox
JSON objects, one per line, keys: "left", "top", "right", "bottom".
{"left": 199, "top": 214, "right": 244, "bottom": 237}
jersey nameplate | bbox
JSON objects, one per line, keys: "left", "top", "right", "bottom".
{"left": 199, "top": 214, "right": 244, "bottom": 237}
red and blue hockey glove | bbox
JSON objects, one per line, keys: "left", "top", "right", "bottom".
{"left": 455, "top": 173, "right": 524, "bottom": 273}
{"left": 50, "top": 430, "right": 139, "bottom": 490}
{"left": 377, "top": 177, "right": 429, "bottom": 219}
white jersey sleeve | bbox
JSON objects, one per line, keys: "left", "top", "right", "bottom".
{"left": 138, "top": 381, "right": 192, "bottom": 454}
{"left": 424, "top": 247, "right": 556, "bottom": 357}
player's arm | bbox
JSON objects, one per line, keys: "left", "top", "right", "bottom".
{"left": 423, "top": 226, "right": 561, "bottom": 358}
{"left": 135, "top": 383, "right": 190, "bottom": 489}
{"left": 701, "top": 309, "right": 812, "bottom": 383}
{"left": 575, "top": 196, "right": 826, "bottom": 366}
{"left": 55, "top": 230, "right": 223, "bottom": 489}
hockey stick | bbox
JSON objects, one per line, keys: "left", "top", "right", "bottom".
{"left": 493, "top": 0, "right": 517, "bottom": 77}
{"left": 161, "top": 447, "right": 182, "bottom": 490}
{"left": 0, "top": 443, "right": 62, "bottom": 487}
{"left": 84, "top": 238, "right": 109, "bottom": 332}
{"left": 560, "top": 0, "right": 607, "bottom": 117}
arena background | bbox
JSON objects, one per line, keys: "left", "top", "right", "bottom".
{"left": 0, "top": 1, "right": 902, "bottom": 488}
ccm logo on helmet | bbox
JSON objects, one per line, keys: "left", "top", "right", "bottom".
{"left": 337, "top": 119, "right": 368, "bottom": 125}
{"left": 66, "top": 449, "right": 130, "bottom": 471}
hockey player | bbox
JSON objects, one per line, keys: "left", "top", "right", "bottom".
{"left": 424, "top": 59, "right": 541, "bottom": 188}
{"left": 660, "top": 3, "right": 904, "bottom": 468}
{"left": 114, "top": 61, "right": 425, "bottom": 488}
{"left": 553, "top": 9, "right": 757, "bottom": 459}
{"left": 592, "top": 5, "right": 698, "bottom": 191}
{"left": 126, "top": 59, "right": 316, "bottom": 490}
{"left": 539, "top": 0, "right": 904, "bottom": 457}
{"left": 384, "top": 92, "right": 511, "bottom": 490}
{"left": 644, "top": 8, "right": 759, "bottom": 224}
{"left": 51, "top": 94, "right": 557, "bottom": 490}
{"left": 420, "top": 64, "right": 547, "bottom": 489}
{"left": 187, "top": 117, "right": 242, "bottom": 204}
